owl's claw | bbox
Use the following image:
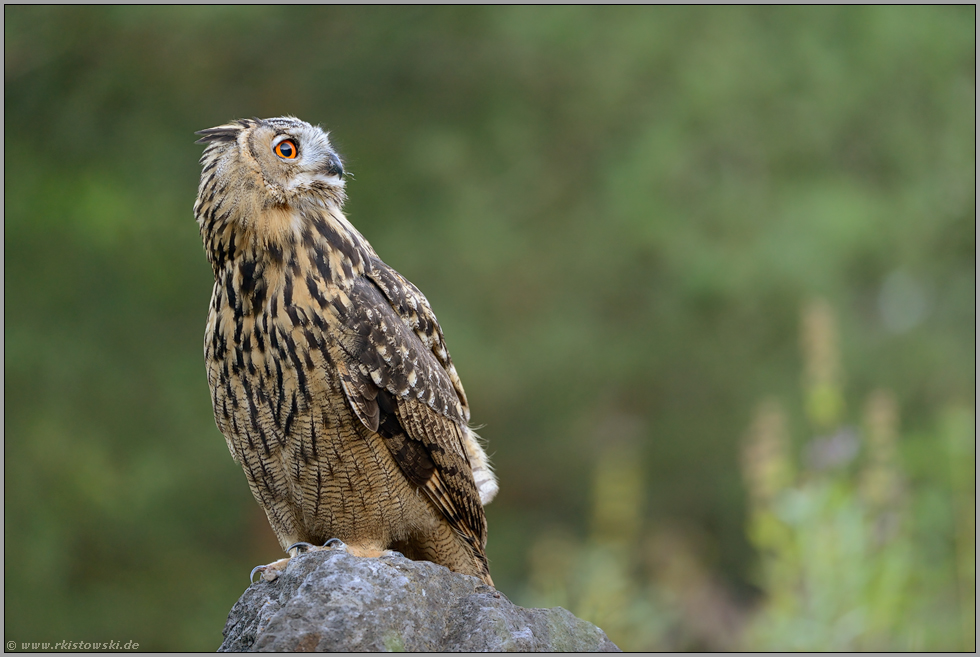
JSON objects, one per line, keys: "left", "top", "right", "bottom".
{"left": 287, "top": 541, "right": 317, "bottom": 556}
{"left": 249, "top": 541, "right": 324, "bottom": 583}
{"left": 323, "top": 538, "right": 347, "bottom": 550}
{"left": 248, "top": 556, "right": 291, "bottom": 583}
{"left": 249, "top": 542, "right": 320, "bottom": 583}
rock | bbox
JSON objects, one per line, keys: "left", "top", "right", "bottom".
{"left": 219, "top": 549, "right": 620, "bottom": 652}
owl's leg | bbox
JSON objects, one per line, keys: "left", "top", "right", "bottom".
{"left": 342, "top": 541, "right": 388, "bottom": 558}
{"left": 288, "top": 538, "right": 349, "bottom": 553}
{"left": 294, "top": 537, "right": 399, "bottom": 559}
{"left": 250, "top": 538, "right": 401, "bottom": 583}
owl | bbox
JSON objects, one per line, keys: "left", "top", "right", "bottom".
{"left": 194, "top": 117, "right": 497, "bottom": 586}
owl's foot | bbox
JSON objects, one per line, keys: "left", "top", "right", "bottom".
{"left": 249, "top": 557, "right": 291, "bottom": 584}
{"left": 292, "top": 538, "right": 397, "bottom": 559}
{"left": 252, "top": 539, "right": 394, "bottom": 581}
{"left": 286, "top": 538, "right": 349, "bottom": 555}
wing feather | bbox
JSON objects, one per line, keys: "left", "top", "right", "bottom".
{"left": 366, "top": 259, "right": 471, "bottom": 421}
{"left": 327, "top": 271, "right": 488, "bottom": 552}
{"left": 392, "top": 394, "right": 486, "bottom": 543}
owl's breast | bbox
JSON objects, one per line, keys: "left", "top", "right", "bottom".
{"left": 205, "top": 269, "right": 428, "bottom": 545}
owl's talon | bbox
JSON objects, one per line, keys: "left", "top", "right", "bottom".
{"left": 287, "top": 541, "right": 316, "bottom": 556}
{"left": 382, "top": 549, "right": 404, "bottom": 559}
{"left": 323, "top": 538, "right": 347, "bottom": 550}
{"left": 249, "top": 556, "right": 291, "bottom": 583}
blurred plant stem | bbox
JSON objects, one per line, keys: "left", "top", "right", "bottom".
{"left": 801, "top": 299, "right": 845, "bottom": 431}
{"left": 943, "top": 406, "right": 976, "bottom": 652}
{"left": 859, "top": 390, "right": 904, "bottom": 545}
{"left": 524, "top": 437, "right": 651, "bottom": 647}
{"left": 579, "top": 440, "right": 643, "bottom": 640}
{"left": 742, "top": 398, "right": 793, "bottom": 508}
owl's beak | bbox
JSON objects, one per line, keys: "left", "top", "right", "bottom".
{"left": 322, "top": 152, "right": 344, "bottom": 178}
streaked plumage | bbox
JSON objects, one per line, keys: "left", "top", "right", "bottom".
{"left": 194, "top": 117, "right": 497, "bottom": 585}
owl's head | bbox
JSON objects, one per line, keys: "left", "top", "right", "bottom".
{"left": 196, "top": 116, "right": 346, "bottom": 208}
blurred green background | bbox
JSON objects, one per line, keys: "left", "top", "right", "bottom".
{"left": 4, "top": 6, "right": 974, "bottom": 651}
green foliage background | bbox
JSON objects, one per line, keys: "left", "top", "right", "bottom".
{"left": 4, "top": 6, "right": 974, "bottom": 650}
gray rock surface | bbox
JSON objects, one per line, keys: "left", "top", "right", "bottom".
{"left": 219, "top": 549, "right": 620, "bottom": 652}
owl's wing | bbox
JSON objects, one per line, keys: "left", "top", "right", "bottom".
{"left": 364, "top": 260, "right": 471, "bottom": 422}
{"left": 329, "top": 271, "right": 488, "bottom": 554}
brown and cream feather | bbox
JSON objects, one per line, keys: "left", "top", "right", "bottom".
{"left": 194, "top": 117, "right": 497, "bottom": 584}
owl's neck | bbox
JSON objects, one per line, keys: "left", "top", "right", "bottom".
{"left": 202, "top": 201, "right": 375, "bottom": 315}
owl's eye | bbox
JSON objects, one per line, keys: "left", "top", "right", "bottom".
{"left": 274, "top": 139, "right": 298, "bottom": 159}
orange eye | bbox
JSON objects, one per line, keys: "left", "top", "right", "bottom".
{"left": 274, "top": 139, "right": 298, "bottom": 159}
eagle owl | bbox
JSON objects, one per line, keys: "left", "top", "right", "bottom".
{"left": 194, "top": 116, "right": 497, "bottom": 585}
